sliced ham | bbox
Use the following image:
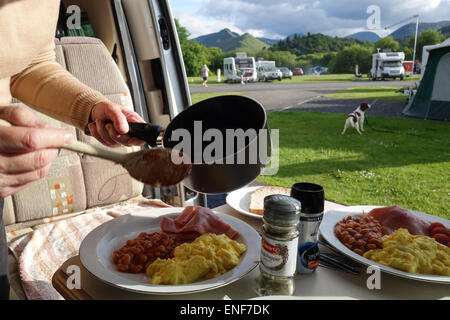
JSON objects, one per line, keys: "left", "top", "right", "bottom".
{"left": 161, "top": 206, "right": 240, "bottom": 240}
{"left": 368, "top": 206, "right": 430, "bottom": 236}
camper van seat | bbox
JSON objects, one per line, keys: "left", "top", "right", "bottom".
{"left": 4, "top": 37, "right": 144, "bottom": 299}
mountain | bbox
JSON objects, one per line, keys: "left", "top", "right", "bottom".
{"left": 257, "top": 37, "right": 279, "bottom": 46}
{"left": 388, "top": 21, "right": 450, "bottom": 39}
{"left": 194, "top": 28, "right": 239, "bottom": 48}
{"left": 345, "top": 31, "right": 380, "bottom": 42}
{"left": 440, "top": 25, "right": 450, "bottom": 37}
{"left": 193, "top": 28, "right": 270, "bottom": 52}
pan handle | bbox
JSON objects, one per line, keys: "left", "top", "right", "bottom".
{"left": 84, "top": 121, "right": 164, "bottom": 147}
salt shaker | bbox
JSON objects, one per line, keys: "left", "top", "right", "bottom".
{"left": 256, "top": 194, "right": 301, "bottom": 296}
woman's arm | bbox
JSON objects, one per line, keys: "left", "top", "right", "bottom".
{"left": 10, "top": 41, "right": 106, "bottom": 131}
{"left": 10, "top": 40, "right": 145, "bottom": 147}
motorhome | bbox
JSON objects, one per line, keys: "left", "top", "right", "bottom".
{"left": 370, "top": 51, "right": 405, "bottom": 80}
{"left": 223, "top": 55, "right": 258, "bottom": 83}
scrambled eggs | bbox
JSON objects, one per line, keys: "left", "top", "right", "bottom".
{"left": 146, "top": 233, "right": 247, "bottom": 285}
{"left": 363, "top": 228, "right": 450, "bottom": 276}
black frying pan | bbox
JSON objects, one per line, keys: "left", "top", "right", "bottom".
{"left": 91, "top": 95, "right": 271, "bottom": 194}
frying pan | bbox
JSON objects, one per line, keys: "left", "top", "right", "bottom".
{"left": 93, "top": 95, "right": 271, "bottom": 194}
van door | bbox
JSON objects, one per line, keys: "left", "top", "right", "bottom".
{"left": 112, "top": 0, "right": 202, "bottom": 206}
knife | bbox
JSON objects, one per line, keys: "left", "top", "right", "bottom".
{"left": 319, "top": 253, "right": 360, "bottom": 275}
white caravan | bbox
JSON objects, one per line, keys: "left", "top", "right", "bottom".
{"left": 223, "top": 56, "right": 258, "bottom": 83}
{"left": 370, "top": 51, "right": 405, "bottom": 80}
{"left": 256, "top": 60, "right": 276, "bottom": 68}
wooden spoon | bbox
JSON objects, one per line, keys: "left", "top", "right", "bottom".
{"left": 0, "top": 119, "right": 191, "bottom": 187}
{"left": 64, "top": 141, "right": 191, "bottom": 187}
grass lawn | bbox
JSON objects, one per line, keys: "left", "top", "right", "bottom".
{"left": 257, "top": 111, "right": 450, "bottom": 219}
{"left": 190, "top": 92, "right": 244, "bottom": 105}
{"left": 187, "top": 74, "right": 420, "bottom": 86}
{"left": 325, "top": 86, "right": 408, "bottom": 101}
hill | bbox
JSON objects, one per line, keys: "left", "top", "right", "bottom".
{"left": 257, "top": 37, "right": 279, "bottom": 46}
{"left": 193, "top": 28, "right": 270, "bottom": 52}
{"left": 345, "top": 31, "right": 380, "bottom": 42}
{"left": 388, "top": 21, "right": 450, "bottom": 39}
{"left": 440, "top": 25, "right": 450, "bottom": 38}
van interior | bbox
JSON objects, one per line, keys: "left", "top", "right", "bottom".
{"left": 5, "top": 0, "right": 202, "bottom": 299}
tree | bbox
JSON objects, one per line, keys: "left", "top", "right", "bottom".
{"left": 329, "top": 45, "right": 372, "bottom": 74}
{"left": 374, "top": 36, "right": 400, "bottom": 52}
{"left": 409, "top": 29, "right": 445, "bottom": 61}
{"left": 181, "top": 41, "right": 210, "bottom": 76}
{"left": 175, "top": 19, "right": 223, "bottom": 76}
{"left": 174, "top": 19, "right": 189, "bottom": 47}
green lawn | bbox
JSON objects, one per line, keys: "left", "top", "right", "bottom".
{"left": 325, "top": 86, "right": 408, "bottom": 101}
{"left": 257, "top": 111, "right": 450, "bottom": 219}
{"left": 187, "top": 74, "right": 420, "bottom": 86}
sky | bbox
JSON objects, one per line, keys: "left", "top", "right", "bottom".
{"left": 169, "top": 0, "right": 450, "bottom": 39}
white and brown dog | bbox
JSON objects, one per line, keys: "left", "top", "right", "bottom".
{"left": 341, "top": 102, "right": 370, "bottom": 135}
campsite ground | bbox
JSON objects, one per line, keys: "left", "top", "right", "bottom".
{"left": 192, "top": 80, "right": 450, "bottom": 219}
{"left": 187, "top": 73, "right": 420, "bottom": 86}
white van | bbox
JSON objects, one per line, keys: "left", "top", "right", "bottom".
{"left": 370, "top": 51, "right": 405, "bottom": 80}
{"left": 223, "top": 57, "right": 258, "bottom": 83}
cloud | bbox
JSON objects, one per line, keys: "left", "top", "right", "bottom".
{"left": 172, "top": 0, "right": 450, "bottom": 39}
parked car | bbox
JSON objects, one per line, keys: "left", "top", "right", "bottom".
{"left": 257, "top": 65, "right": 282, "bottom": 81}
{"left": 279, "top": 67, "right": 293, "bottom": 79}
{"left": 309, "top": 66, "right": 329, "bottom": 75}
{"left": 293, "top": 67, "right": 304, "bottom": 75}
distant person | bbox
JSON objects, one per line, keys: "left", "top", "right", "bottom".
{"left": 236, "top": 65, "right": 245, "bottom": 85}
{"left": 201, "top": 64, "right": 210, "bottom": 87}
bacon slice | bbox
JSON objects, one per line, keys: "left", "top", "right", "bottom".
{"left": 161, "top": 206, "right": 240, "bottom": 240}
{"left": 368, "top": 206, "right": 430, "bottom": 236}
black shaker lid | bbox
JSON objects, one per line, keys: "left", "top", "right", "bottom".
{"left": 290, "top": 182, "right": 324, "bottom": 214}
{"left": 263, "top": 194, "right": 301, "bottom": 226}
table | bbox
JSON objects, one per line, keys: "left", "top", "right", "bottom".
{"left": 52, "top": 203, "right": 450, "bottom": 300}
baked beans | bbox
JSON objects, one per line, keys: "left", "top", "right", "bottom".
{"left": 334, "top": 215, "right": 386, "bottom": 255}
{"left": 112, "top": 232, "right": 184, "bottom": 273}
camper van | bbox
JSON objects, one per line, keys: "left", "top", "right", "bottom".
{"left": 223, "top": 56, "right": 258, "bottom": 83}
{"left": 370, "top": 51, "right": 406, "bottom": 80}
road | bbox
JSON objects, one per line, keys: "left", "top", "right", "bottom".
{"left": 189, "top": 79, "right": 415, "bottom": 112}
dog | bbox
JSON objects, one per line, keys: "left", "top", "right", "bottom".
{"left": 341, "top": 102, "right": 370, "bottom": 135}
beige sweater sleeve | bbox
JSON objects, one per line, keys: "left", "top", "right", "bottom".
{"left": 9, "top": 41, "right": 107, "bottom": 130}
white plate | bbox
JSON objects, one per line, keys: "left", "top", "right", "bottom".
{"left": 319, "top": 205, "right": 450, "bottom": 284}
{"left": 226, "top": 186, "right": 263, "bottom": 219}
{"left": 79, "top": 207, "right": 261, "bottom": 295}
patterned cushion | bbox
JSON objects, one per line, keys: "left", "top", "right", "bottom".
{"left": 10, "top": 109, "right": 86, "bottom": 223}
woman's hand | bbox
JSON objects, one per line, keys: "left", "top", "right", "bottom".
{"left": 0, "top": 106, "right": 73, "bottom": 198}
{"left": 88, "top": 100, "right": 146, "bottom": 148}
